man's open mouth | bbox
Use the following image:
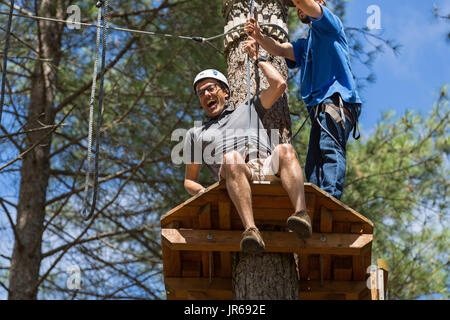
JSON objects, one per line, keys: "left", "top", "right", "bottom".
{"left": 207, "top": 99, "right": 218, "bottom": 110}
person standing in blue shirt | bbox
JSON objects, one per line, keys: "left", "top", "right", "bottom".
{"left": 245, "top": 0, "right": 361, "bottom": 200}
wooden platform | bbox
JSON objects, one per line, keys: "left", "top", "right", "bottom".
{"left": 160, "top": 181, "right": 377, "bottom": 300}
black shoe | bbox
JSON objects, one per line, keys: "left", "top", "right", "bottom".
{"left": 287, "top": 210, "right": 312, "bottom": 239}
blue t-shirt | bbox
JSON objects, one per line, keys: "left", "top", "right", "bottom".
{"left": 286, "top": 5, "right": 361, "bottom": 106}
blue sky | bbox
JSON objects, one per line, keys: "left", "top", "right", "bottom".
{"left": 343, "top": 0, "right": 450, "bottom": 132}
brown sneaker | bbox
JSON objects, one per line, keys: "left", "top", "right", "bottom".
{"left": 240, "top": 227, "right": 265, "bottom": 254}
{"left": 287, "top": 210, "right": 312, "bottom": 239}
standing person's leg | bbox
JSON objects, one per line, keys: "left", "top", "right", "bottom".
{"left": 220, "top": 151, "right": 265, "bottom": 253}
{"left": 316, "top": 109, "right": 354, "bottom": 200}
{"left": 305, "top": 121, "right": 323, "bottom": 190}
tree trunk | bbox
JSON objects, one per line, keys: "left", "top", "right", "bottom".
{"left": 223, "top": 0, "right": 298, "bottom": 300}
{"left": 8, "top": 0, "right": 64, "bottom": 300}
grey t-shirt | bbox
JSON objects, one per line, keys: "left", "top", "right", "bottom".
{"left": 184, "top": 94, "right": 275, "bottom": 180}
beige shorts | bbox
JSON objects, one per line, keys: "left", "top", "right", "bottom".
{"left": 219, "top": 154, "right": 280, "bottom": 182}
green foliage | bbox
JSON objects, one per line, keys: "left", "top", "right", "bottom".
{"left": 291, "top": 87, "right": 449, "bottom": 300}
{"left": 345, "top": 89, "right": 449, "bottom": 299}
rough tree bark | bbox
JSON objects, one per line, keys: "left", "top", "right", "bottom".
{"left": 8, "top": 0, "right": 65, "bottom": 300}
{"left": 222, "top": 0, "right": 299, "bottom": 300}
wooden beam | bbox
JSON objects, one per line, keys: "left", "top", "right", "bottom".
{"left": 198, "top": 203, "right": 213, "bottom": 278}
{"left": 320, "top": 207, "right": 333, "bottom": 233}
{"left": 161, "top": 242, "right": 181, "bottom": 277}
{"left": 218, "top": 201, "right": 232, "bottom": 277}
{"left": 352, "top": 255, "right": 365, "bottom": 281}
{"left": 377, "top": 259, "right": 389, "bottom": 300}
{"left": 333, "top": 256, "right": 353, "bottom": 281}
{"left": 161, "top": 181, "right": 374, "bottom": 233}
{"left": 162, "top": 229, "right": 373, "bottom": 255}
{"left": 300, "top": 280, "right": 368, "bottom": 300}
{"left": 165, "top": 277, "right": 368, "bottom": 301}
{"left": 165, "top": 277, "right": 232, "bottom": 300}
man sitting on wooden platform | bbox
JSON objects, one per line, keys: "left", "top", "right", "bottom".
{"left": 183, "top": 36, "right": 311, "bottom": 254}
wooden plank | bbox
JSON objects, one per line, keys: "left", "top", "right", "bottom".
{"left": 351, "top": 222, "right": 364, "bottom": 234}
{"left": 198, "top": 203, "right": 211, "bottom": 227}
{"left": 320, "top": 207, "right": 333, "bottom": 233}
{"left": 298, "top": 254, "right": 309, "bottom": 280}
{"left": 333, "top": 256, "right": 353, "bottom": 281}
{"left": 162, "top": 229, "right": 372, "bottom": 255}
{"left": 198, "top": 203, "right": 212, "bottom": 278}
{"left": 352, "top": 255, "right": 365, "bottom": 281}
{"left": 182, "top": 260, "right": 201, "bottom": 277}
{"left": 308, "top": 255, "right": 320, "bottom": 280}
{"left": 161, "top": 242, "right": 181, "bottom": 277}
{"left": 161, "top": 181, "right": 373, "bottom": 233}
{"left": 319, "top": 207, "right": 332, "bottom": 281}
{"left": 165, "top": 277, "right": 232, "bottom": 300}
{"left": 218, "top": 201, "right": 232, "bottom": 278}
{"left": 320, "top": 254, "right": 332, "bottom": 281}
{"left": 305, "top": 192, "right": 316, "bottom": 223}
{"left": 165, "top": 277, "right": 367, "bottom": 301}
{"left": 333, "top": 222, "right": 351, "bottom": 233}
{"left": 299, "top": 280, "right": 367, "bottom": 300}
{"left": 377, "top": 259, "right": 389, "bottom": 300}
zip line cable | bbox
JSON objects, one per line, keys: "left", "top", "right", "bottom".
{"left": 0, "top": 0, "right": 15, "bottom": 125}
{"left": 0, "top": 11, "right": 289, "bottom": 45}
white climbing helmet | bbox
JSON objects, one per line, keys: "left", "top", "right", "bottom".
{"left": 193, "top": 69, "right": 229, "bottom": 94}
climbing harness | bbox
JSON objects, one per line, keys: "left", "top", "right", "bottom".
{"left": 81, "top": 0, "right": 109, "bottom": 220}
{"left": 0, "top": 0, "right": 15, "bottom": 125}
{"left": 310, "top": 94, "right": 360, "bottom": 151}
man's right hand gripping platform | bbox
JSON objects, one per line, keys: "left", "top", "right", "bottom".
{"left": 183, "top": 36, "right": 312, "bottom": 254}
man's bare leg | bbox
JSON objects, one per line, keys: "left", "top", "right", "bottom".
{"left": 272, "top": 144, "right": 311, "bottom": 238}
{"left": 221, "top": 151, "right": 255, "bottom": 229}
{"left": 272, "top": 144, "right": 307, "bottom": 213}
{"left": 221, "top": 151, "right": 265, "bottom": 253}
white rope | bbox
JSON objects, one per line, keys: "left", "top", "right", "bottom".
{"left": 246, "top": 0, "right": 255, "bottom": 153}
{"left": 81, "top": 3, "right": 102, "bottom": 218}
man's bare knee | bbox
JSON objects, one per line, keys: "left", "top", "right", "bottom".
{"left": 221, "top": 151, "right": 249, "bottom": 179}
{"left": 222, "top": 150, "right": 245, "bottom": 166}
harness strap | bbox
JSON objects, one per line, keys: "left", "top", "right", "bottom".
{"left": 317, "top": 95, "right": 360, "bottom": 140}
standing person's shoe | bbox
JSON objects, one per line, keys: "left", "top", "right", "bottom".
{"left": 240, "top": 227, "right": 265, "bottom": 254}
{"left": 287, "top": 210, "right": 312, "bottom": 239}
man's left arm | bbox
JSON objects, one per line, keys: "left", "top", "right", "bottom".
{"left": 243, "top": 36, "right": 287, "bottom": 110}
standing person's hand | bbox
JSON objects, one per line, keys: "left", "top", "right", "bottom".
{"left": 244, "top": 18, "right": 263, "bottom": 42}
{"left": 243, "top": 36, "right": 259, "bottom": 62}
